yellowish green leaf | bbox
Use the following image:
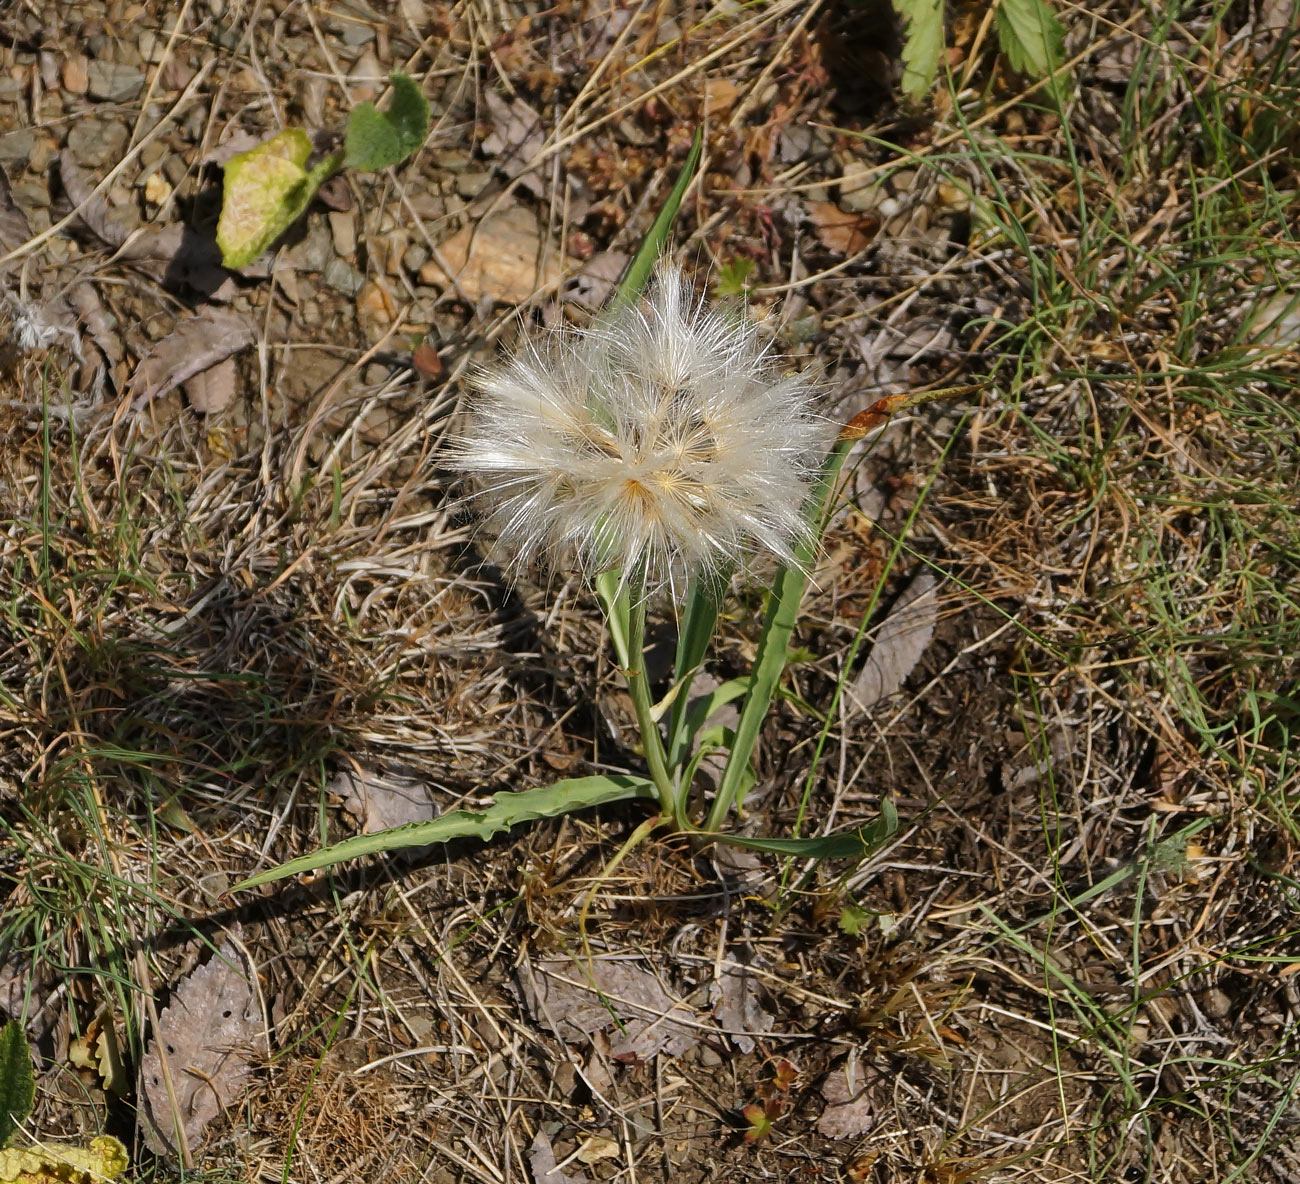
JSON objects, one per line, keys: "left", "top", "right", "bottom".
{"left": 216, "top": 129, "right": 315, "bottom": 269}
{"left": 894, "top": 0, "right": 945, "bottom": 98}
{"left": 0, "top": 1137, "right": 128, "bottom": 1184}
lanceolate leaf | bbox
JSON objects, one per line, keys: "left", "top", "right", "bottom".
{"left": 894, "top": 0, "right": 945, "bottom": 98}
{"left": 0, "top": 1019, "right": 35, "bottom": 1148}
{"left": 707, "top": 800, "right": 898, "bottom": 860}
{"left": 232, "top": 774, "right": 657, "bottom": 890}
{"left": 995, "top": 0, "right": 1065, "bottom": 78}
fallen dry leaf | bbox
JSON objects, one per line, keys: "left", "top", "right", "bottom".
{"left": 518, "top": 957, "right": 698, "bottom": 1062}
{"left": 807, "top": 200, "right": 878, "bottom": 256}
{"left": 818, "top": 1053, "right": 875, "bottom": 1139}
{"left": 420, "top": 207, "right": 562, "bottom": 305}
{"left": 60, "top": 151, "right": 138, "bottom": 247}
{"left": 137, "top": 926, "right": 267, "bottom": 1159}
{"left": 481, "top": 89, "right": 546, "bottom": 196}
{"left": 0, "top": 166, "right": 31, "bottom": 259}
{"left": 566, "top": 250, "right": 629, "bottom": 309}
{"left": 117, "top": 224, "right": 235, "bottom": 302}
{"left": 131, "top": 309, "right": 255, "bottom": 407}
{"left": 574, "top": 1135, "right": 620, "bottom": 1166}
{"left": 527, "top": 1129, "right": 589, "bottom": 1184}
{"left": 335, "top": 761, "right": 439, "bottom": 833}
{"left": 708, "top": 958, "right": 773, "bottom": 1054}
{"left": 184, "top": 357, "right": 238, "bottom": 415}
{"left": 852, "top": 571, "right": 938, "bottom": 713}
{"left": 703, "top": 78, "right": 741, "bottom": 118}
{"left": 411, "top": 338, "right": 443, "bottom": 380}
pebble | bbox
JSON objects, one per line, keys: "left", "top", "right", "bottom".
{"left": 363, "top": 363, "right": 389, "bottom": 386}
{"left": 402, "top": 242, "right": 429, "bottom": 273}
{"left": 323, "top": 256, "right": 364, "bottom": 295}
{"left": 87, "top": 60, "right": 146, "bottom": 103}
{"left": 455, "top": 171, "right": 491, "bottom": 199}
{"left": 328, "top": 210, "right": 357, "bottom": 259}
{"left": 0, "top": 129, "right": 36, "bottom": 167}
{"left": 66, "top": 118, "right": 127, "bottom": 168}
{"left": 288, "top": 221, "right": 333, "bottom": 273}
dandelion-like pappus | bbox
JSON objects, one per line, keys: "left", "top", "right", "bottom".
{"left": 453, "top": 264, "right": 830, "bottom": 594}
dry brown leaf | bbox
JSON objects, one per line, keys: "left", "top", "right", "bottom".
{"left": 566, "top": 250, "right": 629, "bottom": 309}
{"left": 184, "top": 357, "right": 238, "bottom": 415}
{"left": 806, "top": 200, "right": 878, "bottom": 256}
{"left": 703, "top": 78, "right": 741, "bottom": 118}
{"left": 818, "top": 1053, "right": 875, "bottom": 1139}
{"left": 137, "top": 926, "right": 267, "bottom": 1159}
{"left": 518, "top": 957, "right": 698, "bottom": 1062}
{"left": 59, "top": 151, "right": 138, "bottom": 247}
{"left": 0, "top": 166, "right": 31, "bottom": 259}
{"left": 117, "top": 224, "right": 235, "bottom": 302}
{"left": 334, "top": 761, "right": 439, "bottom": 833}
{"left": 527, "top": 1129, "right": 589, "bottom": 1184}
{"left": 708, "top": 958, "right": 773, "bottom": 1054}
{"left": 131, "top": 310, "right": 255, "bottom": 407}
{"left": 481, "top": 89, "right": 545, "bottom": 196}
{"left": 420, "top": 207, "right": 562, "bottom": 305}
{"left": 852, "top": 571, "right": 938, "bottom": 713}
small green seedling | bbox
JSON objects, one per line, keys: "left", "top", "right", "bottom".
{"left": 216, "top": 72, "right": 429, "bottom": 269}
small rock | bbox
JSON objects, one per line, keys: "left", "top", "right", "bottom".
{"left": 402, "top": 242, "right": 429, "bottom": 273}
{"left": 0, "top": 77, "right": 24, "bottom": 103}
{"left": 363, "top": 363, "right": 389, "bottom": 386}
{"left": 287, "top": 221, "right": 333, "bottom": 273}
{"left": 87, "top": 60, "right": 146, "bottom": 103}
{"left": 40, "top": 52, "right": 60, "bottom": 90}
{"left": 348, "top": 47, "right": 382, "bottom": 99}
{"left": 455, "top": 170, "right": 491, "bottom": 199}
{"left": 328, "top": 210, "right": 356, "bottom": 258}
{"left": 419, "top": 206, "right": 563, "bottom": 305}
{"left": 339, "top": 18, "right": 377, "bottom": 47}
{"left": 698, "top": 1046, "right": 723, "bottom": 1068}
{"left": 323, "top": 257, "right": 364, "bottom": 296}
{"left": 0, "top": 130, "right": 36, "bottom": 167}
{"left": 66, "top": 118, "right": 128, "bottom": 168}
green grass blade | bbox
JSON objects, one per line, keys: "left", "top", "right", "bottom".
{"left": 0, "top": 1019, "right": 35, "bottom": 1148}
{"left": 232, "top": 774, "right": 657, "bottom": 891}
{"left": 703, "top": 437, "right": 853, "bottom": 832}
{"left": 610, "top": 127, "right": 703, "bottom": 310}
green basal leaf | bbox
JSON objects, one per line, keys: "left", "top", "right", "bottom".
{"left": 216, "top": 128, "right": 316, "bottom": 269}
{"left": 232, "top": 774, "right": 657, "bottom": 890}
{"left": 344, "top": 72, "right": 430, "bottom": 171}
{"left": 610, "top": 127, "right": 703, "bottom": 310}
{"left": 708, "top": 800, "right": 897, "bottom": 860}
{"left": 994, "top": 0, "right": 1065, "bottom": 78}
{"left": 0, "top": 1020, "right": 35, "bottom": 1149}
{"left": 894, "top": 0, "right": 945, "bottom": 98}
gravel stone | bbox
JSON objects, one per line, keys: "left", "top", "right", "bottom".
{"left": 87, "top": 60, "right": 146, "bottom": 103}
{"left": 66, "top": 118, "right": 128, "bottom": 168}
{"left": 324, "top": 257, "right": 365, "bottom": 296}
{"left": 0, "top": 129, "right": 35, "bottom": 167}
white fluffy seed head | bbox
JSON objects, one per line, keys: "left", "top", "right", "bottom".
{"left": 450, "top": 264, "right": 831, "bottom": 595}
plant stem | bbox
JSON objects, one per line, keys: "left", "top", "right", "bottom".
{"left": 621, "top": 576, "right": 685, "bottom": 827}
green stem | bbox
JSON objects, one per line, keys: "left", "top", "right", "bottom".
{"left": 596, "top": 570, "right": 681, "bottom": 827}
{"left": 702, "top": 437, "right": 854, "bottom": 834}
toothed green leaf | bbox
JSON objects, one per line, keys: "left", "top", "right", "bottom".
{"left": 995, "top": 0, "right": 1065, "bottom": 78}
{"left": 0, "top": 1020, "right": 35, "bottom": 1149}
{"left": 232, "top": 774, "right": 657, "bottom": 890}
{"left": 894, "top": 0, "right": 945, "bottom": 98}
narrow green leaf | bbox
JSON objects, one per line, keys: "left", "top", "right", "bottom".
{"left": 673, "top": 675, "right": 750, "bottom": 771}
{"left": 708, "top": 803, "right": 897, "bottom": 860}
{"left": 610, "top": 127, "right": 704, "bottom": 310}
{"left": 665, "top": 566, "right": 730, "bottom": 772}
{"left": 994, "top": 0, "right": 1065, "bottom": 78}
{"left": 894, "top": 0, "right": 945, "bottom": 98}
{"left": 0, "top": 1019, "right": 35, "bottom": 1148}
{"left": 704, "top": 436, "right": 855, "bottom": 831}
{"left": 344, "top": 73, "right": 430, "bottom": 171}
{"left": 232, "top": 774, "right": 657, "bottom": 890}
